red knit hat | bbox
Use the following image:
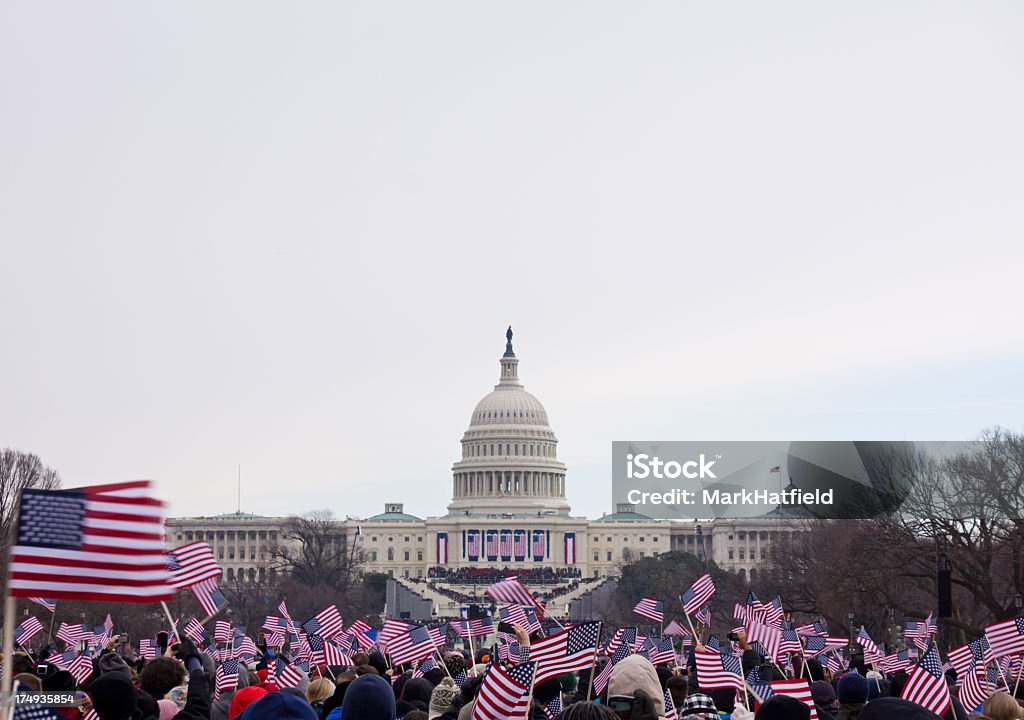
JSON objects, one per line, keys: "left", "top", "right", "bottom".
{"left": 228, "top": 686, "right": 267, "bottom": 720}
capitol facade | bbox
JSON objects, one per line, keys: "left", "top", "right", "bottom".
{"left": 166, "top": 329, "right": 799, "bottom": 611}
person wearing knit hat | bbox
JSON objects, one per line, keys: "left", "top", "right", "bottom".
{"left": 428, "top": 677, "right": 459, "bottom": 720}
{"left": 342, "top": 674, "right": 396, "bottom": 720}
{"left": 836, "top": 671, "right": 869, "bottom": 719}
{"left": 157, "top": 699, "right": 180, "bottom": 720}
{"left": 236, "top": 692, "right": 318, "bottom": 720}
{"left": 97, "top": 652, "right": 133, "bottom": 677}
{"left": 678, "top": 692, "right": 719, "bottom": 719}
{"left": 858, "top": 697, "right": 942, "bottom": 719}
{"left": 754, "top": 695, "right": 810, "bottom": 719}
{"left": 229, "top": 686, "right": 267, "bottom": 720}
{"left": 88, "top": 672, "right": 137, "bottom": 720}
{"left": 810, "top": 680, "right": 838, "bottom": 720}
{"left": 444, "top": 652, "right": 467, "bottom": 678}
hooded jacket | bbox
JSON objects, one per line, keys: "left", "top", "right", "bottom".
{"left": 341, "top": 674, "right": 396, "bottom": 720}
{"left": 608, "top": 655, "right": 666, "bottom": 719}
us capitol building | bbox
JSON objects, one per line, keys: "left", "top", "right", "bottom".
{"left": 166, "top": 329, "right": 799, "bottom": 613}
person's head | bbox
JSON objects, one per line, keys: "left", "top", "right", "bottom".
{"left": 858, "top": 697, "right": 943, "bottom": 719}
{"left": 88, "top": 672, "right": 137, "bottom": 720}
{"left": 236, "top": 692, "right": 318, "bottom": 720}
{"left": 342, "top": 674, "right": 397, "bottom": 720}
{"left": 666, "top": 674, "right": 688, "bottom": 708}
{"left": 607, "top": 655, "right": 665, "bottom": 718}
{"left": 228, "top": 686, "right": 267, "bottom": 720}
{"left": 400, "top": 677, "right": 435, "bottom": 707}
{"left": 836, "top": 671, "right": 869, "bottom": 704}
{"left": 352, "top": 652, "right": 370, "bottom": 666}
{"left": 982, "top": 692, "right": 1022, "bottom": 720}
{"left": 444, "top": 653, "right": 466, "bottom": 678}
{"left": 306, "top": 677, "right": 334, "bottom": 705}
{"left": 705, "top": 688, "right": 736, "bottom": 713}
{"left": 41, "top": 669, "right": 76, "bottom": 693}
{"left": 13, "top": 673, "right": 41, "bottom": 692}
{"left": 810, "top": 680, "right": 837, "bottom": 710}
{"left": 678, "top": 692, "right": 719, "bottom": 720}
{"left": 428, "top": 677, "right": 459, "bottom": 720}
{"left": 356, "top": 664, "right": 380, "bottom": 676}
{"left": 552, "top": 701, "right": 620, "bottom": 719}
{"left": 755, "top": 695, "right": 811, "bottom": 719}
{"left": 139, "top": 657, "right": 187, "bottom": 700}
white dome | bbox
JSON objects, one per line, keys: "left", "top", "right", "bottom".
{"left": 470, "top": 388, "right": 550, "bottom": 427}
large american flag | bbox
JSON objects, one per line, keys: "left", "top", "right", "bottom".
{"left": 166, "top": 541, "right": 221, "bottom": 589}
{"left": 529, "top": 621, "right": 601, "bottom": 684}
{"left": 770, "top": 679, "right": 819, "bottom": 720}
{"left": 500, "top": 532, "right": 513, "bottom": 558}
{"left": 985, "top": 617, "right": 1024, "bottom": 659}
{"left": 901, "top": 645, "right": 951, "bottom": 716}
{"left": 633, "top": 597, "right": 665, "bottom": 623}
{"left": 680, "top": 574, "right": 716, "bottom": 615}
{"left": 471, "top": 660, "right": 535, "bottom": 720}
{"left": 9, "top": 481, "right": 174, "bottom": 602}
{"left": 485, "top": 533, "right": 499, "bottom": 558}
{"left": 486, "top": 576, "right": 541, "bottom": 611}
{"left": 467, "top": 533, "right": 481, "bottom": 558}
{"left": 695, "top": 648, "right": 743, "bottom": 690}
{"left": 532, "top": 532, "right": 545, "bottom": 559}
{"left": 513, "top": 532, "right": 527, "bottom": 558}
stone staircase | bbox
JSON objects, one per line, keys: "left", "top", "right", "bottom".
{"left": 394, "top": 576, "right": 609, "bottom": 620}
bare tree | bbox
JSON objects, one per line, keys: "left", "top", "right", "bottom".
{"left": 271, "top": 510, "right": 365, "bottom": 594}
{"left": 0, "top": 449, "right": 62, "bottom": 581}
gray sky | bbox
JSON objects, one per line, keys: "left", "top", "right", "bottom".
{"left": 2, "top": 2, "right": 1022, "bottom": 522}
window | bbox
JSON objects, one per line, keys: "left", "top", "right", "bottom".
{"left": 404, "top": 551, "right": 410, "bottom": 561}
{"left": 418, "top": 536, "right": 423, "bottom": 542}
{"left": 639, "top": 537, "right": 645, "bottom": 543}
{"left": 639, "top": 551, "right": 645, "bottom": 558}
{"left": 387, "top": 549, "right": 394, "bottom": 561}
{"left": 404, "top": 536, "right": 410, "bottom": 542}
{"left": 607, "top": 537, "right": 612, "bottom": 543}
{"left": 370, "top": 551, "right": 378, "bottom": 562}
{"left": 417, "top": 551, "right": 423, "bottom": 561}
{"left": 607, "top": 551, "right": 612, "bottom": 561}
{"left": 372, "top": 537, "right": 378, "bottom": 543}
{"left": 739, "top": 549, "right": 745, "bottom": 560}
{"left": 728, "top": 534, "right": 734, "bottom": 540}
{"left": 593, "top": 552, "right": 599, "bottom": 561}
{"left": 728, "top": 549, "right": 734, "bottom": 560}
{"left": 228, "top": 549, "right": 235, "bottom": 560}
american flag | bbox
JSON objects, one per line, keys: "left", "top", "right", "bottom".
{"left": 274, "top": 658, "right": 304, "bottom": 688}
{"left": 214, "top": 620, "right": 232, "bottom": 642}
{"left": 486, "top": 576, "right": 541, "bottom": 611}
{"left": 633, "top": 597, "right": 665, "bottom": 623}
{"left": 679, "top": 574, "right": 716, "bottom": 615}
{"left": 532, "top": 533, "right": 545, "bottom": 558}
{"left": 780, "top": 628, "right": 803, "bottom": 655}
{"left": 452, "top": 618, "right": 493, "bottom": 639}
{"left": 878, "top": 650, "right": 911, "bottom": 674}
{"left": 969, "top": 636, "right": 994, "bottom": 666}
{"left": 312, "top": 635, "right": 352, "bottom": 666}
{"left": 498, "top": 639, "right": 522, "bottom": 663}
{"left": 594, "top": 641, "right": 632, "bottom": 696}
{"left": 28, "top": 597, "right": 56, "bottom": 613}
{"left": 471, "top": 660, "right": 535, "bottom": 720}
{"left": 183, "top": 618, "right": 207, "bottom": 644}
{"left": 303, "top": 605, "right": 345, "bottom": 639}
{"left": 514, "top": 533, "right": 527, "bottom": 558}
{"left": 639, "top": 636, "right": 675, "bottom": 665}
{"left": 529, "top": 621, "right": 601, "bottom": 684}
{"left": 607, "top": 627, "right": 638, "bottom": 655}
{"left": 826, "top": 653, "right": 843, "bottom": 676}
{"left": 67, "top": 652, "right": 95, "bottom": 684}
{"left": 387, "top": 623, "right": 438, "bottom": 666}
{"left": 959, "top": 662, "right": 996, "bottom": 711}
{"left": 856, "top": 627, "right": 883, "bottom": 664}
{"left": 804, "top": 635, "right": 848, "bottom": 656}
{"left": 233, "top": 635, "right": 259, "bottom": 659}
{"left": 139, "top": 638, "right": 157, "bottom": 659}
{"left": 412, "top": 658, "right": 437, "bottom": 679}
{"left": 499, "top": 605, "right": 541, "bottom": 635}
{"left": 770, "top": 679, "right": 819, "bottom": 720}
{"left": 901, "top": 645, "right": 951, "bottom": 717}
{"left": 500, "top": 533, "right": 513, "bottom": 558}
{"left": 56, "top": 622, "right": 89, "bottom": 646}
{"left": 485, "top": 533, "right": 499, "bottom": 558}
{"left": 468, "top": 533, "right": 481, "bottom": 558}
{"left": 985, "top": 617, "right": 1024, "bottom": 659}
{"left": 192, "top": 577, "right": 228, "bottom": 617}
{"left": 14, "top": 617, "right": 44, "bottom": 646}
{"left": 796, "top": 620, "right": 828, "bottom": 637}
{"left": 453, "top": 670, "right": 468, "bottom": 688}
{"left": 695, "top": 607, "right": 712, "bottom": 627}
{"left": 166, "top": 541, "right": 221, "bottom": 589}
{"left": 544, "top": 693, "right": 562, "bottom": 720}
{"left": 215, "top": 658, "right": 240, "bottom": 696}
{"left": 764, "top": 597, "right": 785, "bottom": 627}
{"left": 746, "top": 667, "right": 774, "bottom": 703}
{"left": 663, "top": 619, "right": 690, "bottom": 638}
{"left": 695, "top": 648, "right": 744, "bottom": 690}
{"left": 746, "top": 621, "right": 783, "bottom": 663}
{"left": 9, "top": 481, "right": 173, "bottom": 603}
{"left": 347, "top": 620, "right": 375, "bottom": 649}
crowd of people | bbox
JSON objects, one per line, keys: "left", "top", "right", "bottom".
{"left": 7, "top": 623, "right": 1024, "bottom": 720}
{"left": 426, "top": 567, "right": 581, "bottom": 585}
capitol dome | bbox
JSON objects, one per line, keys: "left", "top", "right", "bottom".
{"left": 446, "top": 328, "right": 570, "bottom": 517}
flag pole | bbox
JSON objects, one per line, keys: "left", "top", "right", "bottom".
{"left": 160, "top": 600, "right": 180, "bottom": 639}
{"left": 584, "top": 621, "right": 602, "bottom": 702}
{"left": 2, "top": 594, "right": 15, "bottom": 720}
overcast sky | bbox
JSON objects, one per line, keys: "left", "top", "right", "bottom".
{"left": 2, "top": 2, "right": 1022, "bottom": 522}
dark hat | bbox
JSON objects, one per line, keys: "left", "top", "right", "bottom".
{"left": 237, "top": 692, "right": 317, "bottom": 720}
{"left": 341, "top": 674, "right": 397, "bottom": 720}
{"left": 755, "top": 695, "right": 811, "bottom": 720}
{"left": 88, "top": 672, "right": 137, "bottom": 720}
{"left": 809, "top": 680, "right": 836, "bottom": 707}
{"left": 836, "top": 671, "right": 869, "bottom": 703}
{"left": 41, "top": 669, "right": 76, "bottom": 693}
{"left": 858, "top": 697, "right": 942, "bottom": 719}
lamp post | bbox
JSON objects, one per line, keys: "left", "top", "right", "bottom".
{"left": 1015, "top": 593, "right": 1022, "bottom": 614}
{"left": 848, "top": 609, "right": 855, "bottom": 652}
